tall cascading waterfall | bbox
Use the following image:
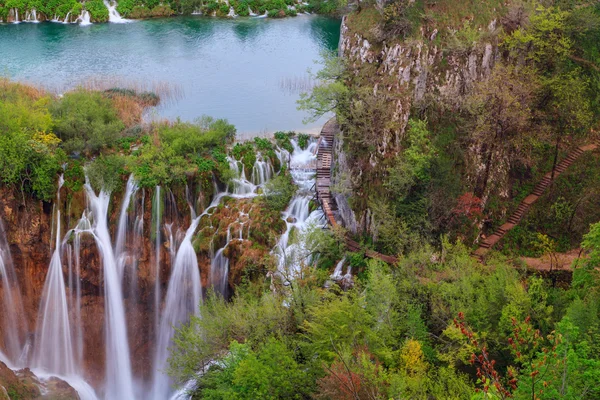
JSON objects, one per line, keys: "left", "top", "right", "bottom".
{"left": 115, "top": 175, "right": 139, "bottom": 282}
{"left": 65, "top": 212, "right": 93, "bottom": 370}
{"left": 0, "top": 219, "right": 26, "bottom": 365}
{"left": 33, "top": 176, "right": 79, "bottom": 376}
{"left": 274, "top": 139, "right": 324, "bottom": 276}
{"left": 103, "top": 0, "right": 128, "bottom": 23}
{"left": 151, "top": 217, "right": 202, "bottom": 400}
{"left": 153, "top": 186, "right": 162, "bottom": 338}
{"left": 84, "top": 183, "right": 135, "bottom": 399}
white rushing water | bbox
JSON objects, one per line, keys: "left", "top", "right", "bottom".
{"left": 115, "top": 175, "right": 139, "bottom": 281}
{"left": 151, "top": 217, "right": 202, "bottom": 400}
{"left": 0, "top": 218, "right": 25, "bottom": 365}
{"left": 274, "top": 140, "right": 324, "bottom": 276}
{"left": 84, "top": 183, "right": 135, "bottom": 399}
{"left": 78, "top": 10, "right": 92, "bottom": 26}
{"left": 103, "top": 0, "right": 129, "bottom": 23}
{"left": 33, "top": 176, "right": 78, "bottom": 376}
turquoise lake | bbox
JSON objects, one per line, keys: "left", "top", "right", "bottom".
{"left": 0, "top": 16, "right": 340, "bottom": 136}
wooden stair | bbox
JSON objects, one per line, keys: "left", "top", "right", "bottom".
{"left": 474, "top": 138, "right": 600, "bottom": 257}
{"left": 316, "top": 118, "right": 398, "bottom": 264}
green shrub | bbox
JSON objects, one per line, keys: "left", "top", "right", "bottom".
{"left": 297, "top": 133, "right": 310, "bottom": 149}
{"left": 274, "top": 131, "right": 294, "bottom": 153}
{"left": 51, "top": 90, "right": 125, "bottom": 155}
{"left": 262, "top": 173, "right": 295, "bottom": 211}
{"left": 86, "top": 154, "right": 128, "bottom": 193}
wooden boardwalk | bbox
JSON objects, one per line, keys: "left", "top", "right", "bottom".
{"left": 315, "top": 119, "right": 399, "bottom": 265}
{"left": 474, "top": 139, "right": 600, "bottom": 257}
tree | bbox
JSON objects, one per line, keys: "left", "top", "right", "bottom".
{"left": 463, "top": 64, "right": 539, "bottom": 202}
{"left": 297, "top": 50, "right": 349, "bottom": 123}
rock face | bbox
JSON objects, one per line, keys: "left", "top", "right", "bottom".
{"left": 0, "top": 361, "right": 79, "bottom": 400}
{"left": 0, "top": 181, "right": 285, "bottom": 392}
{"left": 334, "top": 15, "right": 500, "bottom": 234}
{"left": 0, "top": 184, "right": 191, "bottom": 386}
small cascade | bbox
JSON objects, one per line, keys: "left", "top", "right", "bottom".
{"left": 24, "top": 9, "right": 39, "bottom": 23}
{"left": 273, "top": 139, "right": 324, "bottom": 276}
{"left": 151, "top": 218, "right": 202, "bottom": 400}
{"left": 78, "top": 10, "right": 92, "bottom": 26}
{"left": 248, "top": 7, "right": 258, "bottom": 16}
{"left": 331, "top": 258, "right": 345, "bottom": 280}
{"left": 12, "top": 8, "right": 20, "bottom": 24}
{"left": 84, "top": 183, "right": 135, "bottom": 400}
{"left": 33, "top": 176, "right": 77, "bottom": 376}
{"left": 0, "top": 219, "right": 26, "bottom": 365}
{"left": 251, "top": 154, "right": 274, "bottom": 186}
{"left": 63, "top": 12, "right": 71, "bottom": 24}
{"left": 227, "top": 157, "right": 257, "bottom": 197}
{"left": 210, "top": 223, "right": 231, "bottom": 297}
{"left": 103, "top": 0, "right": 129, "bottom": 23}
{"left": 227, "top": 6, "right": 237, "bottom": 17}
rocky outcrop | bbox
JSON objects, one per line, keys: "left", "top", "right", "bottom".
{"left": 0, "top": 361, "right": 79, "bottom": 400}
{"left": 334, "top": 14, "right": 500, "bottom": 234}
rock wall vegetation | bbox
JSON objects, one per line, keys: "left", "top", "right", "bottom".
{"left": 0, "top": 79, "right": 296, "bottom": 386}
{"left": 301, "top": 0, "right": 600, "bottom": 258}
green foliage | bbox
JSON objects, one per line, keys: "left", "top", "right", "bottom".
{"left": 296, "top": 133, "right": 310, "bottom": 150}
{"left": 86, "top": 154, "right": 127, "bottom": 193}
{"left": 85, "top": 0, "right": 109, "bottom": 21}
{"left": 51, "top": 90, "right": 125, "bottom": 155}
{"left": 274, "top": 131, "right": 294, "bottom": 153}
{"left": 297, "top": 50, "right": 349, "bottom": 123}
{"left": 0, "top": 80, "right": 65, "bottom": 201}
{"left": 262, "top": 174, "right": 295, "bottom": 211}
{"left": 197, "top": 339, "right": 313, "bottom": 399}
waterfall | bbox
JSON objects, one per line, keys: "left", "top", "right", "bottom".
{"left": 103, "top": 0, "right": 129, "bottom": 23}
{"left": 115, "top": 175, "right": 139, "bottom": 281}
{"left": 153, "top": 186, "right": 162, "bottom": 338}
{"left": 65, "top": 214, "right": 91, "bottom": 370}
{"left": 12, "top": 8, "right": 19, "bottom": 23}
{"left": 227, "top": 6, "right": 237, "bottom": 17}
{"left": 251, "top": 154, "right": 274, "bottom": 186}
{"left": 210, "top": 223, "right": 231, "bottom": 297}
{"left": 248, "top": 7, "right": 257, "bottom": 16}
{"left": 227, "top": 157, "right": 257, "bottom": 197}
{"left": 273, "top": 139, "right": 324, "bottom": 275}
{"left": 25, "top": 9, "right": 39, "bottom": 23}
{"left": 151, "top": 217, "right": 202, "bottom": 400}
{"left": 78, "top": 10, "right": 92, "bottom": 26}
{"left": 0, "top": 219, "right": 25, "bottom": 365}
{"left": 33, "top": 176, "right": 77, "bottom": 376}
{"left": 63, "top": 12, "right": 71, "bottom": 24}
{"left": 84, "top": 183, "right": 135, "bottom": 399}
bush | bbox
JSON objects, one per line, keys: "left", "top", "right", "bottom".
{"left": 86, "top": 155, "right": 128, "bottom": 193}
{"left": 51, "top": 90, "right": 125, "bottom": 155}
{"left": 262, "top": 174, "right": 295, "bottom": 211}
{"left": 297, "top": 133, "right": 310, "bottom": 149}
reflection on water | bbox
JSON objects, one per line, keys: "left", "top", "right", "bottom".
{"left": 0, "top": 15, "right": 340, "bottom": 134}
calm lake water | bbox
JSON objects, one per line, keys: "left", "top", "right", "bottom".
{"left": 0, "top": 16, "right": 340, "bottom": 136}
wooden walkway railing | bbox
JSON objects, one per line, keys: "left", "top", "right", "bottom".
{"left": 315, "top": 119, "right": 399, "bottom": 264}
{"left": 474, "top": 139, "right": 600, "bottom": 257}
